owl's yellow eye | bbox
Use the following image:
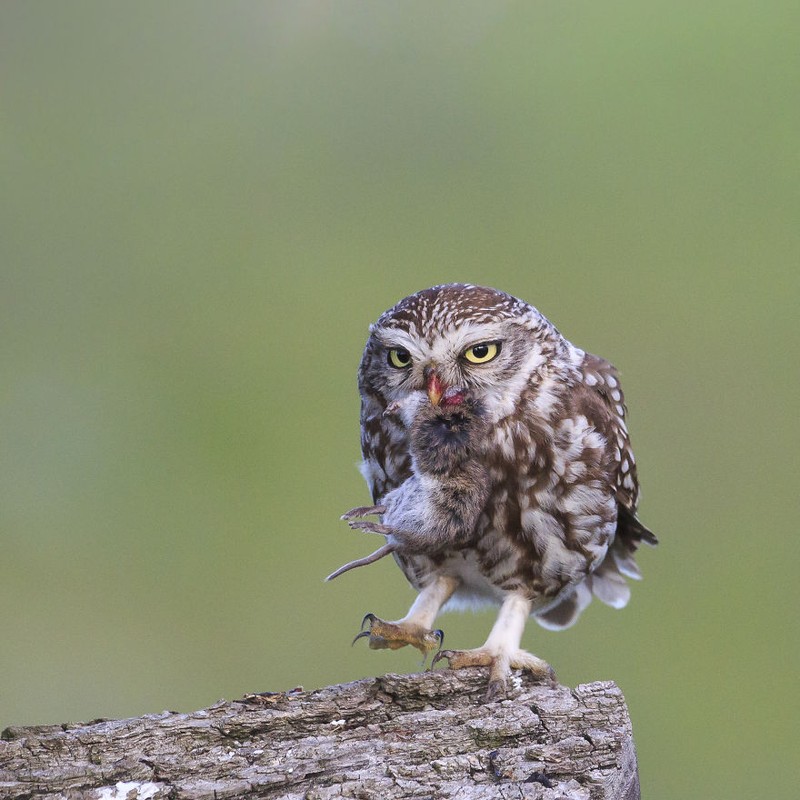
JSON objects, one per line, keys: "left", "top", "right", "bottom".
{"left": 387, "top": 347, "right": 412, "bottom": 368}
{"left": 463, "top": 341, "right": 501, "bottom": 364}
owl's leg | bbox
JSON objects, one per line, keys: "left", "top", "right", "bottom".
{"left": 353, "top": 575, "right": 459, "bottom": 660}
{"left": 432, "top": 593, "right": 555, "bottom": 699}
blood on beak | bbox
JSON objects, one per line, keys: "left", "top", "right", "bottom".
{"left": 441, "top": 387, "right": 466, "bottom": 407}
{"left": 425, "top": 369, "right": 445, "bottom": 407}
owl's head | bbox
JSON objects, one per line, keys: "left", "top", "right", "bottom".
{"left": 360, "top": 284, "right": 571, "bottom": 425}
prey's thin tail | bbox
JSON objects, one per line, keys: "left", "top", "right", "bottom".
{"left": 324, "top": 543, "right": 396, "bottom": 582}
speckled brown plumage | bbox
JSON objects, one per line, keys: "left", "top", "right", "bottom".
{"left": 336, "top": 283, "right": 656, "bottom": 694}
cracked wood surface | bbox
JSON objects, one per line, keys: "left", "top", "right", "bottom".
{"left": 0, "top": 670, "right": 639, "bottom": 800}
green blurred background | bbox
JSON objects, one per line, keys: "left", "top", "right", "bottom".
{"left": 2, "top": 1, "right": 798, "bottom": 797}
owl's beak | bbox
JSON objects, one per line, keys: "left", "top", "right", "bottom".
{"left": 424, "top": 368, "right": 445, "bottom": 407}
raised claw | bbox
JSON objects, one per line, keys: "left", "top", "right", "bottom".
{"left": 351, "top": 612, "right": 377, "bottom": 647}
{"left": 352, "top": 612, "right": 376, "bottom": 646}
{"left": 352, "top": 629, "right": 372, "bottom": 646}
{"left": 360, "top": 612, "right": 378, "bottom": 631}
{"left": 352, "top": 613, "right": 445, "bottom": 658}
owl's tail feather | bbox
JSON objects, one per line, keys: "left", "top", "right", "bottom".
{"left": 535, "top": 514, "right": 655, "bottom": 629}
{"left": 616, "top": 505, "right": 658, "bottom": 547}
{"left": 589, "top": 557, "right": 632, "bottom": 609}
{"left": 325, "top": 543, "right": 396, "bottom": 582}
{"left": 535, "top": 558, "right": 633, "bottom": 631}
{"left": 534, "top": 582, "right": 593, "bottom": 631}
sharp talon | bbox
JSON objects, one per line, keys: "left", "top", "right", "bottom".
{"left": 421, "top": 631, "right": 446, "bottom": 668}
{"left": 352, "top": 630, "right": 371, "bottom": 647}
{"left": 430, "top": 649, "right": 452, "bottom": 670}
{"left": 485, "top": 679, "right": 506, "bottom": 702}
{"left": 417, "top": 630, "right": 445, "bottom": 667}
{"left": 360, "top": 613, "right": 376, "bottom": 631}
{"left": 353, "top": 614, "right": 377, "bottom": 646}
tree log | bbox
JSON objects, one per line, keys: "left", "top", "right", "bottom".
{"left": 0, "top": 670, "right": 639, "bottom": 800}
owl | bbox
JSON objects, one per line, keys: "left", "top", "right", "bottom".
{"left": 328, "top": 283, "right": 657, "bottom": 697}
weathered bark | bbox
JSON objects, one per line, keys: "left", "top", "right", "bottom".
{"left": 0, "top": 670, "right": 639, "bottom": 800}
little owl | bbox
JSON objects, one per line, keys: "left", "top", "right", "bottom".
{"left": 328, "top": 283, "right": 656, "bottom": 696}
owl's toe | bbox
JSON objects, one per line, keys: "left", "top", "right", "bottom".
{"left": 431, "top": 647, "right": 494, "bottom": 671}
{"left": 509, "top": 650, "right": 557, "bottom": 686}
{"left": 431, "top": 647, "right": 555, "bottom": 695}
{"left": 432, "top": 647, "right": 508, "bottom": 700}
{"left": 352, "top": 613, "right": 444, "bottom": 659}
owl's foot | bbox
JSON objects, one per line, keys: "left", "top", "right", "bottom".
{"left": 431, "top": 647, "right": 556, "bottom": 700}
{"left": 353, "top": 613, "right": 444, "bottom": 659}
